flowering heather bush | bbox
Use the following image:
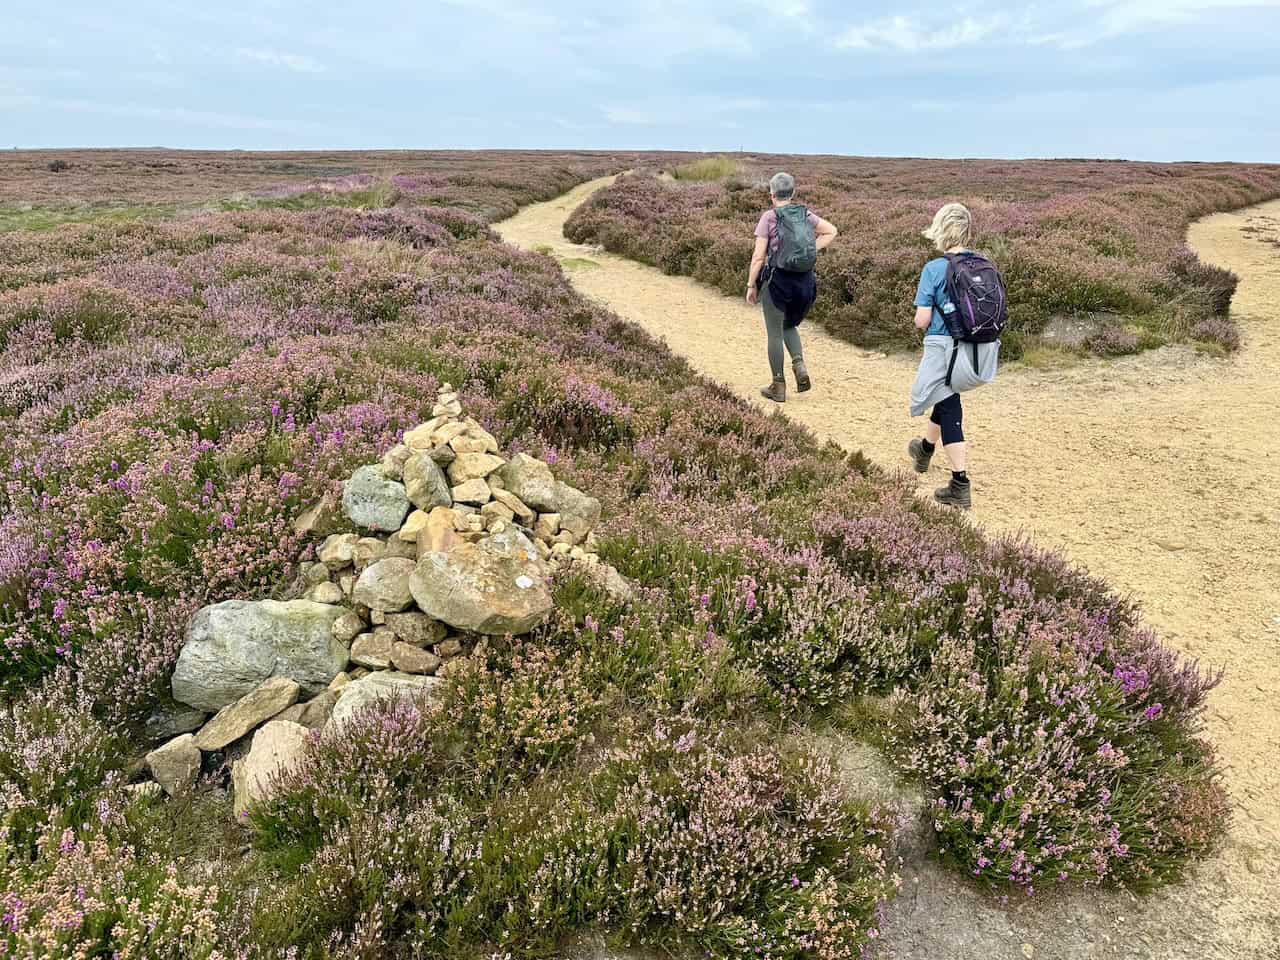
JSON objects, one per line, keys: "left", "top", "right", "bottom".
{"left": 0, "top": 824, "right": 232, "bottom": 960}
{"left": 564, "top": 158, "right": 1280, "bottom": 357}
{"left": 0, "top": 148, "right": 681, "bottom": 234}
{"left": 253, "top": 716, "right": 896, "bottom": 958}
{"left": 0, "top": 162, "right": 1229, "bottom": 955}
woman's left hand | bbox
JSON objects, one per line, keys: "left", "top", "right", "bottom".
{"left": 746, "top": 286, "right": 758, "bottom": 305}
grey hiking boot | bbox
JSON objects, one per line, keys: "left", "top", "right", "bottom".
{"left": 934, "top": 476, "right": 972, "bottom": 511}
{"left": 907, "top": 438, "right": 934, "bottom": 474}
{"left": 793, "top": 359, "right": 812, "bottom": 393}
{"left": 760, "top": 377, "right": 786, "bottom": 403}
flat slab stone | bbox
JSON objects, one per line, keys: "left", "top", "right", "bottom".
{"left": 145, "top": 733, "right": 201, "bottom": 797}
{"left": 193, "top": 676, "right": 300, "bottom": 752}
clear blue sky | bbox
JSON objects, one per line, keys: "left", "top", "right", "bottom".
{"left": 4, "top": 0, "right": 1279, "bottom": 161}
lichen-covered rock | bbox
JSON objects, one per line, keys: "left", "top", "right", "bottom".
{"left": 145, "top": 734, "right": 201, "bottom": 797}
{"left": 381, "top": 443, "right": 411, "bottom": 480}
{"left": 351, "top": 558, "right": 416, "bottom": 612}
{"left": 446, "top": 452, "right": 505, "bottom": 485}
{"left": 391, "top": 641, "right": 441, "bottom": 675}
{"left": 409, "top": 527, "right": 551, "bottom": 635}
{"left": 499, "top": 454, "right": 600, "bottom": 534}
{"left": 451, "top": 478, "right": 491, "bottom": 505}
{"left": 384, "top": 611, "right": 448, "bottom": 646}
{"left": 342, "top": 465, "right": 411, "bottom": 532}
{"left": 332, "top": 611, "right": 365, "bottom": 644}
{"left": 327, "top": 671, "right": 443, "bottom": 733}
{"left": 193, "top": 676, "right": 300, "bottom": 751}
{"left": 498, "top": 453, "right": 559, "bottom": 512}
{"left": 319, "top": 533, "right": 360, "bottom": 569}
{"left": 350, "top": 629, "right": 395, "bottom": 669}
{"left": 403, "top": 453, "right": 452, "bottom": 511}
{"left": 307, "top": 582, "right": 344, "bottom": 604}
{"left": 274, "top": 690, "right": 337, "bottom": 729}
{"left": 232, "top": 720, "right": 309, "bottom": 816}
{"left": 144, "top": 701, "right": 208, "bottom": 742}
{"left": 173, "top": 600, "right": 348, "bottom": 712}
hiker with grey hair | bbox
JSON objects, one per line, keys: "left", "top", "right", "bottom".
{"left": 907, "top": 201, "right": 1005, "bottom": 510}
{"left": 747, "top": 172, "right": 838, "bottom": 403}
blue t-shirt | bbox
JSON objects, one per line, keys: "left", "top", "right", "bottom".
{"left": 914, "top": 255, "right": 964, "bottom": 337}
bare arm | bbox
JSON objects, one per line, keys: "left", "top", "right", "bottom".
{"left": 814, "top": 216, "right": 838, "bottom": 251}
{"left": 746, "top": 236, "right": 769, "bottom": 304}
{"left": 914, "top": 306, "right": 934, "bottom": 331}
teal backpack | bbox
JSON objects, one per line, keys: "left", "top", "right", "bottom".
{"left": 771, "top": 204, "right": 817, "bottom": 273}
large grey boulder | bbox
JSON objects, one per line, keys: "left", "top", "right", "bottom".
{"left": 327, "top": 671, "right": 443, "bottom": 733}
{"left": 409, "top": 527, "right": 552, "bottom": 635}
{"left": 342, "top": 465, "right": 411, "bottom": 532}
{"left": 403, "top": 454, "right": 452, "bottom": 511}
{"left": 172, "top": 599, "right": 349, "bottom": 712}
{"left": 231, "top": 720, "right": 310, "bottom": 816}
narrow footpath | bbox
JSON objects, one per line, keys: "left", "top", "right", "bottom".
{"left": 497, "top": 180, "right": 1280, "bottom": 959}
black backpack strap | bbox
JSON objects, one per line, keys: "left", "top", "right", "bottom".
{"left": 945, "top": 341, "right": 960, "bottom": 388}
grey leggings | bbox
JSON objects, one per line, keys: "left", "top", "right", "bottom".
{"left": 761, "top": 286, "right": 804, "bottom": 378}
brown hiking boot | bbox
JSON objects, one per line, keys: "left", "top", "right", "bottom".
{"left": 907, "top": 438, "right": 934, "bottom": 474}
{"left": 934, "top": 476, "right": 972, "bottom": 511}
{"left": 760, "top": 377, "right": 786, "bottom": 403}
{"left": 793, "top": 360, "right": 812, "bottom": 393}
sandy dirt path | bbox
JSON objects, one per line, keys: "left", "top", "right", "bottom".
{"left": 497, "top": 179, "right": 1280, "bottom": 958}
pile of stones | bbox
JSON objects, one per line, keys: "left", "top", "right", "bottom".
{"left": 140, "top": 384, "right": 630, "bottom": 815}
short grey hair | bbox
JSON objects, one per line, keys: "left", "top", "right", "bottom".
{"left": 768, "top": 172, "right": 795, "bottom": 199}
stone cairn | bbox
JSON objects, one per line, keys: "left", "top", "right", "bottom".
{"left": 139, "top": 384, "right": 630, "bottom": 816}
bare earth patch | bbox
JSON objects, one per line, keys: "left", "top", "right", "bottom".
{"left": 498, "top": 180, "right": 1280, "bottom": 959}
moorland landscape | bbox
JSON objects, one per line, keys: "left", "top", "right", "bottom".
{"left": 1, "top": 148, "right": 1278, "bottom": 960}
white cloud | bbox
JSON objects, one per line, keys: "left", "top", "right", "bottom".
{"left": 835, "top": 14, "right": 1008, "bottom": 52}
{"left": 236, "top": 47, "right": 324, "bottom": 73}
{"left": 1033, "top": 0, "right": 1280, "bottom": 47}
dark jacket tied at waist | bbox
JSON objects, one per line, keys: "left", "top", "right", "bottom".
{"left": 765, "top": 266, "right": 816, "bottom": 330}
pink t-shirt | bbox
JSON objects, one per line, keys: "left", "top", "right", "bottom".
{"left": 755, "top": 207, "right": 821, "bottom": 257}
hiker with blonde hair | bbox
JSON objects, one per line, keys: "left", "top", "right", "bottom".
{"left": 746, "top": 172, "right": 839, "bottom": 403}
{"left": 906, "top": 202, "right": 1005, "bottom": 510}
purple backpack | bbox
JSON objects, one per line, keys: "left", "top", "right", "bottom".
{"left": 941, "top": 252, "right": 1007, "bottom": 343}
